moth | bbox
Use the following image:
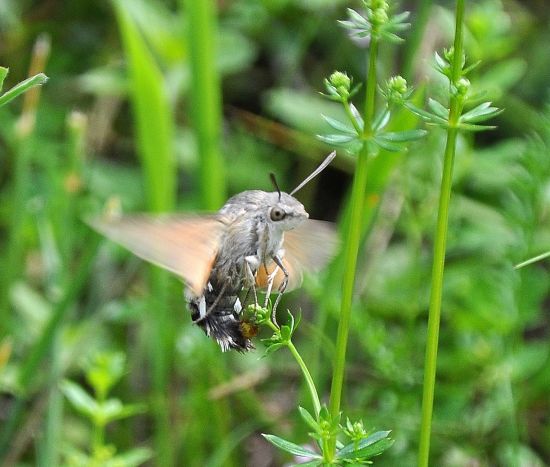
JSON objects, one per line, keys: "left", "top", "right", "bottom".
{"left": 89, "top": 152, "right": 338, "bottom": 352}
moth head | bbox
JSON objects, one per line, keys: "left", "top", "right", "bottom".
{"left": 267, "top": 192, "right": 308, "bottom": 230}
{"left": 266, "top": 151, "right": 336, "bottom": 230}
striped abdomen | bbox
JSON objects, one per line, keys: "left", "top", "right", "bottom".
{"left": 187, "top": 279, "right": 253, "bottom": 352}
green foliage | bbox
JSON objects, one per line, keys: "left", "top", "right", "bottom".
{"left": 61, "top": 352, "right": 151, "bottom": 466}
{"left": 0, "top": 0, "right": 549, "bottom": 465}
{"left": 0, "top": 68, "right": 48, "bottom": 108}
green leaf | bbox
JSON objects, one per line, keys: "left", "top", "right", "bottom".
{"left": 378, "top": 129, "right": 427, "bottom": 142}
{"left": 60, "top": 380, "right": 98, "bottom": 419}
{"left": 280, "top": 324, "right": 292, "bottom": 341}
{"left": 462, "top": 59, "right": 482, "bottom": 76}
{"left": 317, "top": 134, "right": 357, "bottom": 145}
{"left": 457, "top": 122, "right": 497, "bottom": 132}
{"left": 114, "top": 0, "right": 176, "bottom": 211}
{"left": 100, "top": 400, "right": 146, "bottom": 423}
{"left": 460, "top": 102, "right": 503, "bottom": 123}
{"left": 336, "top": 430, "right": 393, "bottom": 460}
{"left": 262, "top": 434, "right": 322, "bottom": 458}
{"left": 381, "top": 31, "right": 405, "bottom": 43}
{"left": 0, "top": 73, "right": 48, "bottom": 108}
{"left": 104, "top": 447, "right": 153, "bottom": 467}
{"left": 373, "top": 108, "right": 390, "bottom": 132}
{"left": 434, "top": 51, "right": 447, "bottom": 69}
{"left": 296, "top": 461, "right": 323, "bottom": 466}
{"left": 373, "top": 137, "right": 402, "bottom": 152}
{"left": 428, "top": 98, "right": 449, "bottom": 119}
{"left": 298, "top": 406, "right": 320, "bottom": 433}
{"left": 404, "top": 102, "right": 447, "bottom": 124}
{"left": 261, "top": 341, "right": 285, "bottom": 357}
{"left": 388, "top": 11, "right": 411, "bottom": 25}
{"left": 322, "top": 115, "right": 357, "bottom": 135}
{"left": 86, "top": 351, "right": 126, "bottom": 399}
{"left": 349, "top": 103, "right": 364, "bottom": 130}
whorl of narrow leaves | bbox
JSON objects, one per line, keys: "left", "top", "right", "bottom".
{"left": 318, "top": 72, "right": 426, "bottom": 154}
{"left": 406, "top": 49, "right": 503, "bottom": 131}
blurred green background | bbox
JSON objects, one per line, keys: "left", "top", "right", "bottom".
{"left": 1, "top": 0, "right": 549, "bottom": 465}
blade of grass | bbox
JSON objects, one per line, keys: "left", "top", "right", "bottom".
{"left": 114, "top": 2, "right": 177, "bottom": 465}
{"left": 183, "top": 0, "right": 225, "bottom": 210}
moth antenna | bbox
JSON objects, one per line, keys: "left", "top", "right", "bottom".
{"left": 270, "top": 172, "right": 282, "bottom": 201}
{"left": 290, "top": 151, "right": 336, "bottom": 196}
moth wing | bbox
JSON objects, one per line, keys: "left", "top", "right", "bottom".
{"left": 87, "top": 215, "right": 224, "bottom": 296}
{"left": 256, "top": 219, "right": 339, "bottom": 292}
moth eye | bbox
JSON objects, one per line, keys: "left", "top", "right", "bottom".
{"left": 270, "top": 207, "right": 286, "bottom": 221}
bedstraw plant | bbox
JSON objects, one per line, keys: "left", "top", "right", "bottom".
{"left": 402, "top": 1, "right": 502, "bottom": 464}
{"left": 60, "top": 352, "right": 151, "bottom": 466}
{"left": 259, "top": 0, "right": 427, "bottom": 464}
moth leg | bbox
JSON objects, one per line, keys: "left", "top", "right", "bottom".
{"left": 271, "top": 254, "right": 289, "bottom": 325}
{"left": 204, "top": 281, "right": 228, "bottom": 316}
{"left": 244, "top": 255, "right": 260, "bottom": 306}
{"left": 263, "top": 262, "right": 280, "bottom": 308}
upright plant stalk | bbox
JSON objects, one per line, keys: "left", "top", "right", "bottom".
{"left": 417, "top": 1, "right": 465, "bottom": 465}
{"left": 328, "top": 36, "right": 379, "bottom": 456}
{"left": 184, "top": 0, "right": 225, "bottom": 210}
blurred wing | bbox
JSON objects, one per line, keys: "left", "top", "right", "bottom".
{"left": 87, "top": 215, "right": 224, "bottom": 296}
{"left": 256, "top": 219, "right": 339, "bottom": 292}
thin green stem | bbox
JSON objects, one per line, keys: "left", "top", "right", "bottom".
{"left": 263, "top": 318, "right": 321, "bottom": 416}
{"left": 418, "top": 1, "right": 464, "bottom": 465}
{"left": 343, "top": 99, "right": 362, "bottom": 134}
{"left": 287, "top": 342, "right": 321, "bottom": 417}
{"left": 327, "top": 143, "right": 370, "bottom": 449}
{"left": 515, "top": 250, "right": 550, "bottom": 269}
{"left": 92, "top": 421, "right": 106, "bottom": 456}
{"left": 327, "top": 35, "right": 379, "bottom": 457}
{"left": 364, "top": 38, "right": 379, "bottom": 136}
{"left": 417, "top": 127, "right": 457, "bottom": 466}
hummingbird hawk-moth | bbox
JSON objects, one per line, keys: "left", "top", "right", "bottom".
{"left": 89, "top": 152, "right": 338, "bottom": 351}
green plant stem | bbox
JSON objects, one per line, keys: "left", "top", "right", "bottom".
{"left": 417, "top": 1, "right": 464, "bottom": 465}
{"left": 327, "top": 35, "right": 379, "bottom": 457}
{"left": 184, "top": 0, "right": 225, "bottom": 210}
{"left": 264, "top": 319, "right": 321, "bottom": 416}
{"left": 417, "top": 127, "right": 457, "bottom": 467}
{"left": 515, "top": 250, "right": 550, "bottom": 269}
{"left": 93, "top": 422, "right": 106, "bottom": 456}
{"left": 343, "top": 100, "right": 362, "bottom": 134}
{"left": 288, "top": 341, "right": 322, "bottom": 417}
{"left": 364, "top": 38, "right": 379, "bottom": 136}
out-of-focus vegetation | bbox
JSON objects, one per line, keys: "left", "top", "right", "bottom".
{"left": 0, "top": 0, "right": 549, "bottom": 466}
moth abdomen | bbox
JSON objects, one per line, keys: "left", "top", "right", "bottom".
{"left": 188, "top": 282, "right": 253, "bottom": 352}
